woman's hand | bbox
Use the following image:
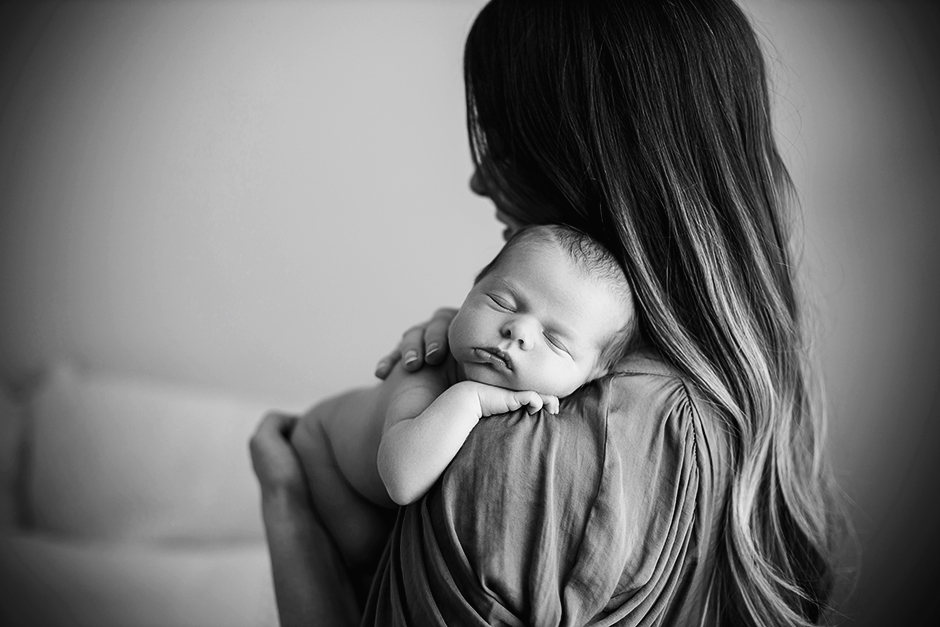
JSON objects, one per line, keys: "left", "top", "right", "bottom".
{"left": 251, "top": 412, "right": 361, "bottom": 627}
{"left": 374, "top": 307, "right": 458, "bottom": 379}
{"left": 250, "top": 410, "right": 308, "bottom": 502}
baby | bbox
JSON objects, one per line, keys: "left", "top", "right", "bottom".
{"left": 290, "top": 224, "right": 636, "bottom": 577}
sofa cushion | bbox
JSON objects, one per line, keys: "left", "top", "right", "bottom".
{"left": 0, "top": 534, "right": 278, "bottom": 626}
{"left": 25, "top": 361, "right": 301, "bottom": 543}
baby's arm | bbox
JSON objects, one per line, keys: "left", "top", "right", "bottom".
{"left": 377, "top": 379, "right": 559, "bottom": 505}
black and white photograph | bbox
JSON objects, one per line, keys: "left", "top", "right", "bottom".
{"left": 1, "top": 1, "right": 938, "bottom": 625}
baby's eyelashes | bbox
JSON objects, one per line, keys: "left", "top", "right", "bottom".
{"left": 543, "top": 333, "right": 569, "bottom": 354}
{"left": 488, "top": 294, "right": 514, "bottom": 311}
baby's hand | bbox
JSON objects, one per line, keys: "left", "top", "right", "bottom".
{"left": 463, "top": 381, "right": 559, "bottom": 417}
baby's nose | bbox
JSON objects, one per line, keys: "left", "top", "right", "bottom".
{"left": 502, "top": 319, "right": 533, "bottom": 349}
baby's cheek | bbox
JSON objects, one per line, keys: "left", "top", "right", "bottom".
{"left": 446, "top": 322, "right": 459, "bottom": 353}
{"left": 525, "top": 365, "right": 579, "bottom": 399}
{"left": 553, "top": 363, "right": 596, "bottom": 398}
{"left": 447, "top": 314, "right": 470, "bottom": 354}
{"left": 449, "top": 323, "right": 482, "bottom": 368}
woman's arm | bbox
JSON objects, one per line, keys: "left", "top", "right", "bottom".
{"left": 377, "top": 380, "right": 558, "bottom": 505}
{"left": 250, "top": 412, "right": 361, "bottom": 627}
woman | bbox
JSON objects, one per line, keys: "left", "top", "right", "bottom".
{"left": 251, "top": 0, "right": 843, "bottom": 625}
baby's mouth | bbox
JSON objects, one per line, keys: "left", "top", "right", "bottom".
{"left": 474, "top": 347, "right": 513, "bottom": 371}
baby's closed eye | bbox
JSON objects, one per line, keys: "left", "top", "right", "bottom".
{"left": 488, "top": 294, "right": 514, "bottom": 311}
{"left": 543, "top": 332, "right": 570, "bottom": 355}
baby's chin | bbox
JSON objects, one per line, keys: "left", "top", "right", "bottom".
{"left": 511, "top": 374, "right": 581, "bottom": 399}
{"left": 460, "top": 361, "right": 515, "bottom": 389}
{"left": 460, "top": 361, "right": 575, "bottom": 397}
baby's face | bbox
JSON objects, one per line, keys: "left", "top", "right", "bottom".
{"left": 448, "top": 241, "right": 630, "bottom": 398}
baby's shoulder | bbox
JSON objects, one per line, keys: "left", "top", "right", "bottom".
{"left": 382, "top": 353, "right": 455, "bottom": 399}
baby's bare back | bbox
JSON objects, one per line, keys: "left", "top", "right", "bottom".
{"left": 293, "top": 360, "right": 457, "bottom": 511}
{"left": 294, "top": 382, "right": 395, "bottom": 508}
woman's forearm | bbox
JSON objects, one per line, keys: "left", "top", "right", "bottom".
{"left": 261, "top": 488, "right": 361, "bottom": 627}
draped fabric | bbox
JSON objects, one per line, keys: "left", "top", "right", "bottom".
{"left": 362, "top": 351, "right": 729, "bottom": 626}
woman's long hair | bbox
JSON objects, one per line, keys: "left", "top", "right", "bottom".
{"left": 464, "top": 1, "right": 844, "bottom": 625}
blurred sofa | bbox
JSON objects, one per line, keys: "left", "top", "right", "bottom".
{"left": 0, "top": 360, "right": 287, "bottom": 626}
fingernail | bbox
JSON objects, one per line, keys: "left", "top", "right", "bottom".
{"left": 425, "top": 343, "right": 440, "bottom": 357}
{"left": 404, "top": 350, "right": 418, "bottom": 365}
{"left": 375, "top": 361, "right": 386, "bottom": 374}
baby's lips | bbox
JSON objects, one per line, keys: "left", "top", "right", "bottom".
{"left": 474, "top": 346, "right": 513, "bottom": 371}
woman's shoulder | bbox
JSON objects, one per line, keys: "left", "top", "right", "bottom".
{"left": 583, "top": 347, "right": 731, "bottom": 487}
{"left": 555, "top": 348, "right": 731, "bottom": 622}
{"left": 399, "top": 348, "right": 730, "bottom": 625}
{"left": 584, "top": 347, "right": 710, "bottom": 428}
{"left": 607, "top": 346, "right": 693, "bottom": 394}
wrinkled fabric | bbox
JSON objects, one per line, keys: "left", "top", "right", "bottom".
{"left": 362, "top": 351, "right": 729, "bottom": 626}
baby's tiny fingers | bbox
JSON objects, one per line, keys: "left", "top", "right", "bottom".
{"left": 521, "top": 392, "right": 543, "bottom": 414}
{"left": 537, "top": 395, "right": 559, "bottom": 414}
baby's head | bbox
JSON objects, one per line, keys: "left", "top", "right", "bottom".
{"left": 448, "top": 225, "right": 636, "bottom": 398}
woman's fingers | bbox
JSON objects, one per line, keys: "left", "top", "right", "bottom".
{"left": 374, "top": 348, "right": 401, "bottom": 380}
{"left": 423, "top": 308, "right": 458, "bottom": 365}
{"left": 375, "top": 307, "right": 459, "bottom": 378}
{"left": 375, "top": 329, "right": 423, "bottom": 378}
{"left": 398, "top": 325, "right": 428, "bottom": 371}
{"left": 250, "top": 411, "right": 306, "bottom": 497}
{"left": 270, "top": 410, "right": 298, "bottom": 435}
{"left": 374, "top": 326, "right": 428, "bottom": 378}
{"left": 251, "top": 410, "right": 297, "bottom": 446}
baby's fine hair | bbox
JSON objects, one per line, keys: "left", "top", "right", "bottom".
{"left": 475, "top": 224, "right": 636, "bottom": 369}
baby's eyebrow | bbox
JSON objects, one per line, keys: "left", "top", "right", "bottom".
{"left": 490, "top": 276, "right": 516, "bottom": 291}
{"left": 539, "top": 308, "right": 579, "bottom": 344}
{"left": 489, "top": 277, "right": 524, "bottom": 301}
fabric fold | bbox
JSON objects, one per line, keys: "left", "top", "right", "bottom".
{"left": 362, "top": 351, "right": 728, "bottom": 627}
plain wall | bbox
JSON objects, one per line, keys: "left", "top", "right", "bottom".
{"left": 1, "top": 1, "right": 937, "bottom": 624}
{"left": 0, "top": 0, "right": 503, "bottom": 402}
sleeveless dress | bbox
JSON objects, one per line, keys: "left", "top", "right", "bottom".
{"left": 361, "top": 350, "right": 730, "bottom": 626}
